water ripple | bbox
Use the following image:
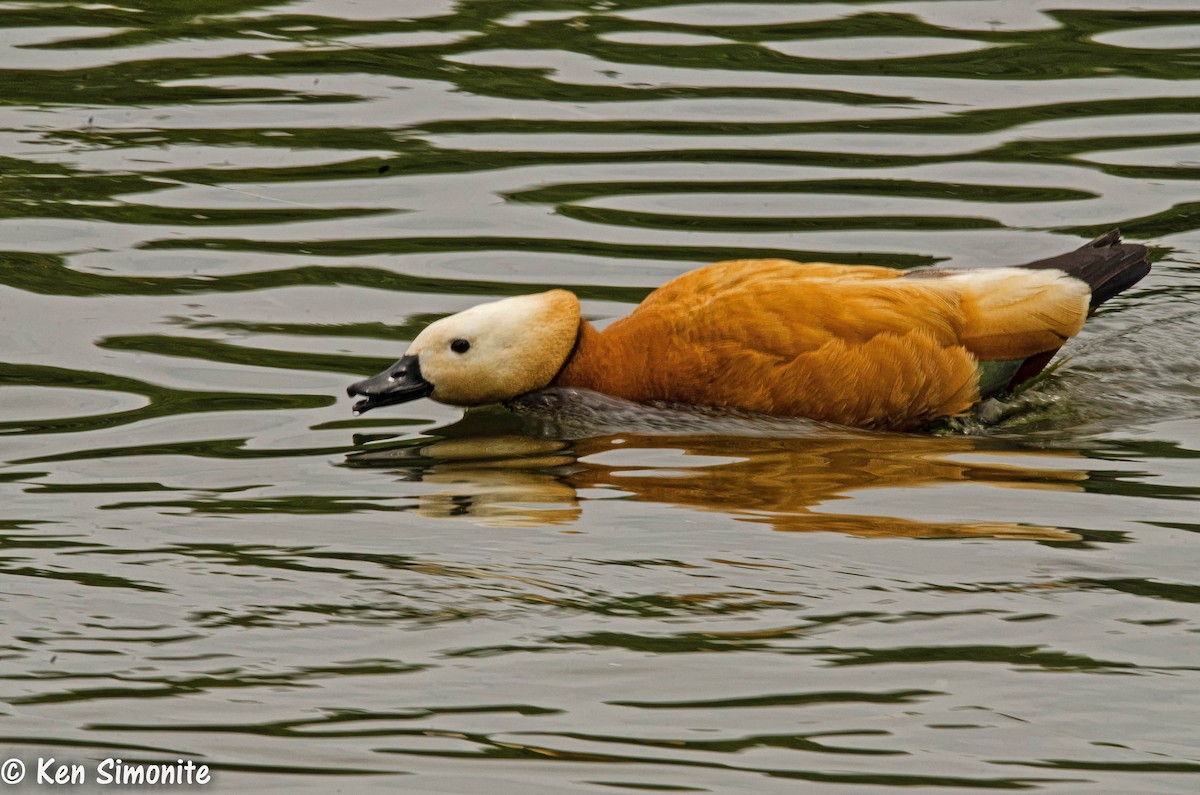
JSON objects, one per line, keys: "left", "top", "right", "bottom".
{"left": 1, "top": 1, "right": 1198, "bottom": 792}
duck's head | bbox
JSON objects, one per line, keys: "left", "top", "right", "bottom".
{"left": 347, "top": 289, "right": 581, "bottom": 414}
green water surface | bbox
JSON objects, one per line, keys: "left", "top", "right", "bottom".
{"left": 1, "top": 1, "right": 1198, "bottom": 792}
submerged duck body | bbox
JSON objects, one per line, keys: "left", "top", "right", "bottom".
{"left": 348, "top": 231, "right": 1149, "bottom": 431}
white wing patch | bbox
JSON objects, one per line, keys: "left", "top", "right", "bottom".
{"left": 936, "top": 268, "right": 1091, "bottom": 360}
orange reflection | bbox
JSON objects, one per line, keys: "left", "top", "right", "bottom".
{"left": 350, "top": 411, "right": 1087, "bottom": 538}
{"left": 567, "top": 433, "right": 1085, "bottom": 539}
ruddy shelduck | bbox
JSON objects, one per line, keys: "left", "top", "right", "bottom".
{"left": 348, "top": 231, "right": 1149, "bottom": 431}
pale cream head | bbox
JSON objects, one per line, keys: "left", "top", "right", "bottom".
{"left": 407, "top": 289, "right": 581, "bottom": 406}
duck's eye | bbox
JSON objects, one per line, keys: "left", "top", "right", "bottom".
{"left": 450, "top": 339, "right": 471, "bottom": 354}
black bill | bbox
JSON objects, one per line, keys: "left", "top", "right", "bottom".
{"left": 347, "top": 354, "right": 433, "bottom": 414}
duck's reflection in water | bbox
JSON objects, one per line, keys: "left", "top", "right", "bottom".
{"left": 346, "top": 389, "right": 1086, "bottom": 539}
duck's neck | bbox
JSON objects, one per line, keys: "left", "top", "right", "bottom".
{"left": 551, "top": 320, "right": 617, "bottom": 394}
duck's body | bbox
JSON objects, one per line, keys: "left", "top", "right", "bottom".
{"left": 349, "top": 231, "right": 1149, "bottom": 430}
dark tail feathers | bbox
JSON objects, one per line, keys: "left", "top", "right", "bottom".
{"left": 1001, "top": 230, "right": 1149, "bottom": 392}
{"left": 1019, "top": 229, "right": 1150, "bottom": 310}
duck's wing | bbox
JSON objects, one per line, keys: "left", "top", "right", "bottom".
{"left": 598, "top": 259, "right": 1103, "bottom": 428}
{"left": 640, "top": 259, "right": 1087, "bottom": 359}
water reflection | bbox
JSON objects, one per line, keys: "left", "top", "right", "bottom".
{"left": 347, "top": 394, "right": 1086, "bottom": 539}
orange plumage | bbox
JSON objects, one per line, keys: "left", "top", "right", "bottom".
{"left": 553, "top": 233, "right": 1148, "bottom": 430}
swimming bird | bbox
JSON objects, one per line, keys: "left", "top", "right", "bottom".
{"left": 347, "top": 231, "right": 1149, "bottom": 431}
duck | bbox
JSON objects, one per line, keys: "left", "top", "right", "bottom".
{"left": 347, "top": 230, "right": 1149, "bottom": 431}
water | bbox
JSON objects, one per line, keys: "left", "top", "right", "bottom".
{"left": 1, "top": 0, "right": 1198, "bottom": 792}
